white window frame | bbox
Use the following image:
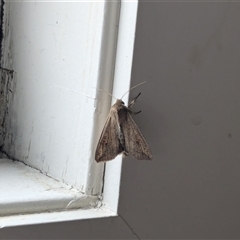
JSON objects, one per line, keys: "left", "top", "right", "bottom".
{"left": 0, "top": 0, "right": 138, "bottom": 227}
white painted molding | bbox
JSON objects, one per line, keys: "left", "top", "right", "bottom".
{"left": 102, "top": 0, "right": 139, "bottom": 213}
{"left": 0, "top": 0, "right": 139, "bottom": 227}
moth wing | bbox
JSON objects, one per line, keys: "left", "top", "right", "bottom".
{"left": 95, "top": 112, "right": 123, "bottom": 162}
{"left": 122, "top": 112, "right": 153, "bottom": 160}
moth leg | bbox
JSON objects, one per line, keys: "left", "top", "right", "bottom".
{"left": 126, "top": 108, "right": 141, "bottom": 115}
{"left": 122, "top": 151, "right": 129, "bottom": 158}
{"left": 128, "top": 93, "right": 141, "bottom": 109}
{"left": 131, "top": 110, "right": 141, "bottom": 115}
{"left": 127, "top": 93, "right": 141, "bottom": 114}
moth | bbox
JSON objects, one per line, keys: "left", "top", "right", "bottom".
{"left": 95, "top": 84, "right": 153, "bottom": 162}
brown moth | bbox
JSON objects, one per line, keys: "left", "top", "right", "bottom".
{"left": 95, "top": 87, "right": 153, "bottom": 162}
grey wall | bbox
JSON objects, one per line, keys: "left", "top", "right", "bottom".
{"left": 1, "top": 1, "right": 240, "bottom": 239}
{"left": 120, "top": 1, "right": 240, "bottom": 239}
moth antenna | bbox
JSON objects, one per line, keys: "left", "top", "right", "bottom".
{"left": 121, "top": 81, "right": 147, "bottom": 100}
{"left": 97, "top": 88, "right": 117, "bottom": 101}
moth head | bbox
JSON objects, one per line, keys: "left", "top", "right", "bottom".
{"left": 116, "top": 99, "right": 125, "bottom": 106}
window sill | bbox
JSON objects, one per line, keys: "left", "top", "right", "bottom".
{"left": 0, "top": 158, "right": 108, "bottom": 227}
{"left": 0, "top": 206, "right": 116, "bottom": 228}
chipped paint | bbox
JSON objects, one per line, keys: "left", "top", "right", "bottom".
{"left": 0, "top": 68, "right": 16, "bottom": 158}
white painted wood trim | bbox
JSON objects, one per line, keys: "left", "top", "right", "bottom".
{"left": 84, "top": 0, "right": 121, "bottom": 196}
{"left": 0, "top": 0, "right": 138, "bottom": 227}
{"left": 0, "top": 159, "right": 98, "bottom": 216}
{"left": 102, "top": 0, "right": 139, "bottom": 213}
{"left": 0, "top": 207, "right": 116, "bottom": 228}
